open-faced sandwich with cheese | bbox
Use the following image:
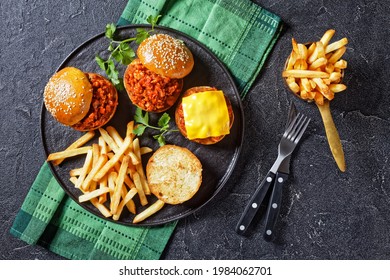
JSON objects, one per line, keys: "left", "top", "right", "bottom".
{"left": 124, "top": 33, "right": 194, "bottom": 113}
{"left": 175, "top": 86, "right": 234, "bottom": 145}
{"left": 44, "top": 67, "right": 118, "bottom": 131}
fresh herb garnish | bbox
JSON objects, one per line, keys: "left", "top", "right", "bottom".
{"left": 133, "top": 107, "right": 178, "bottom": 146}
{"left": 95, "top": 15, "right": 161, "bottom": 89}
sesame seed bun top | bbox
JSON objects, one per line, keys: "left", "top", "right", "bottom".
{"left": 44, "top": 67, "right": 93, "bottom": 126}
{"left": 137, "top": 33, "right": 194, "bottom": 79}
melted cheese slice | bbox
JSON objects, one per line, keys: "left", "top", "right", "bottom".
{"left": 182, "top": 90, "right": 230, "bottom": 140}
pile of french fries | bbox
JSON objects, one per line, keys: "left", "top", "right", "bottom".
{"left": 47, "top": 121, "right": 165, "bottom": 223}
{"left": 282, "top": 29, "right": 348, "bottom": 105}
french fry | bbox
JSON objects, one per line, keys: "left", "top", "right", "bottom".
{"left": 110, "top": 155, "right": 130, "bottom": 214}
{"left": 52, "top": 131, "right": 95, "bottom": 165}
{"left": 93, "top": 136, "right": 132, "bottom": 182}
{"left": 90, "top": 199, "right": 112, "bottom": 218}
{"left": 106, "top": 126, "right": 124, "bottom": 147}
{"left": 98, "top": 174, "right": 108, "bottom": 204}
{"left": 287, "top": 80, "right": 300, "bottom": 93}
{"left": 69, "top": 167, "right": 83, "bottom": 177}
{"left": 79, "top": 187, "right": 110, "bottom": 203}
{"left": 47, "top": 146, "right": 92, "bottom": 162}
{"left": 320, "top": 29, "right": 335, "bottom": 47}
{"left": 133, "top": 172, "right": 148, "bottom": 206}
{"left": 74, "top": 149, "right": 93, "bottom": 189}
{"left": 329, "top": 84, "right": 347, "bottom": 93}
{"left": 325, "top": 37, "right": 348, "bottom": 54}
{"left": 133, "top": 138, "right": 150, "bottom": 195}
{"left": 286, "top": 50, "right": 297, "bottom": 70}
{"left": 99, "top": 127, "right": 120, "bottom": 153}
{"left": 282, "top": 69, "right": 329, "bottom": 79}
{"left": 98, "top": 136, "right": 108, "bottom": 154}
{"left": 126, "top": 121, "right": 135, "bottom": 139}
{"left": 107, "top": 152, "right": 135, "bottom": 189}
{"left": 328, "top": 46, "right": 346, "bottom": 64}
{"left": 307, "top": 42, "right": 316, "bottom": 57}
{"left": 140, "top": 147, "right": 153, "bottom": 155}
{"left": 312, "top": 78, "right": 333, "bottom": 100}
{"left": 113, "top": 188, "right": 138, "bottom": 220}
{"left": 309, "top": 57, "right": 327, "bottom": 70}
{"left": 133, "top": 200, "right": 165, "bottom": 224}
{"left": 81, "top": 154, "right": 108, "bottom": 191}
{"left": 333, "top": 59, "right": 347, "bottom": 69}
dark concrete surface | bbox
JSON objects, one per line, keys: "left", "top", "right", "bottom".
{"left": 1, "top": 0, "right": 389, "bottom": 260}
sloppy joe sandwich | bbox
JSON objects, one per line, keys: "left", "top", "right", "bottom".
{"left": 175, "top": 86, "right": 234, "bottom": 145}
{"left": 146, "top": 145, "right": 202, "bottom": 205}
{"left": 44, "top": 67, "right": 118, "bottom": 131}
{"left": 124, "top": 33, "right": 194, "bottom": 113}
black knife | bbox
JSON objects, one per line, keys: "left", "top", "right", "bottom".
{"left": 263, "top": 103, "right": 297, "bottom": 241}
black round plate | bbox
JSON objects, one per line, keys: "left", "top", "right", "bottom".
{"left": 41, "top": 25, "right": 244, "bottom": 226}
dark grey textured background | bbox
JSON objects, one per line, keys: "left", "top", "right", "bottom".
{"left": 1, "top": 0, "right": 389, "bottom": 260}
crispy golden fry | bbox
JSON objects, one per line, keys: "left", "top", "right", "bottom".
{"left": 133, "top": 138, "right": 150, "bottom": 195}
{"left": 47, "top": 146, "right": 92, "bottom": 162}
{"left": 287, "top": 80, "right": 300, "bottom": 93}
{"left": 99, "top": 127, "right": 120, "bottom": 153}
{"left": 333, "top": 59, "right": 347, "bottom": 69}
{"left": 106, "top": 126, "right": 124, "bottom": 147}
{"left": 329, "top": 84, "right": 347, "bottom": 93}
{"left": 140, "top": 147, "right": 153, "bottom": 155}
{"left": 75, "top": 149, "right": 93, "bottom": 189}
{"left": 98, "top": 136, "right": 108, "bottom": 154}
{"left": 283, "top": 69, "right": 329, "bottom": 79}
{"left": 325, "top": 37, "right": 348, "bottom": 54}
{"left": 312, "top": 78, "right": 334, "bottom": 100}
{"left": 69, "top": 167, "right": 83, "bottom": 177}
{"left": 93, "top": 136, "right": 132, "bottom": 182}
{"left": 113, "top": 188, "right": 138, "bottom": 220}
{"left": 309, "top": 57, "right": 327, "bottom": 70}
{"left": 320, "top": 29, "right": 335, "bottom": 47}
{"left": 90, "top": 199, "right": 112, "bottom": 218}
{"left": 79, "top": 187, "right": 110, "bottom": 203}
{"left": 98, "top": 174, "right": 108, "bottom": 204}
{"left": 328, "top": 46, "right": 347, "bottom": 64}
{"left": 52, "top": 131, "right": 95, "bottom": 165}
{"left": 286, "top": 50, "right": 297, "bottom": 70}
{"left": 81, "top": 154, "right": 108, "bottom": 191}
{"left": 133, "top": 200, "right": 165, "bottom": 224}
{"left": 110, "top": 155, "right": 130, "bottom": 214}
{"left": 133, "top": 172, "right": 148, "bottom": 206}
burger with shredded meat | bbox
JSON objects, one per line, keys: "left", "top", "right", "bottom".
{"left": 124, "top": 33, "right": 194, "bottom": 113}
{"left": 44, "top": 67, "right": 118, "bottom": 131}
{"left": 175, "top": 86, "right": 234, "bottom": 145}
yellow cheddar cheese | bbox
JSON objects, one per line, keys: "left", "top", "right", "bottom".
{"left": 182, "top": 90, "right": 230, "bottom": 140}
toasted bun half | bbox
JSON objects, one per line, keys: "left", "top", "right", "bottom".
{"left": 146, "top": 145, "right": 202, "bottom": 205}
{"left": 137, "top": 33, "right": 194, "bottom": 79}
{"left": 44, "top": 67, "right": 93, "bottom": 126}
{"left": 175, "top": 86, "right": 234, "bottom": 145}
{"left": 123, "top": 59, "right": 183, "bottom": 113}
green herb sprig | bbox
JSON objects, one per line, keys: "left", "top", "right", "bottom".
{"left": 95, "top": 15, "right": 161, "bottom": 89}
{"left": 133, "top": 108, "right": 178, "bottom": 146}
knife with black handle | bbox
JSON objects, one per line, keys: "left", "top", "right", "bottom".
{"left": 263, "top": 171, "right": 289, "bottom": 241}
{"left": 235, "top": 171, "right": 276, "bottom": 235}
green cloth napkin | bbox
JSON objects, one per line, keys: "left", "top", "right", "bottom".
{"left": 10, "top": 0, "right": 282, "bottom": 260}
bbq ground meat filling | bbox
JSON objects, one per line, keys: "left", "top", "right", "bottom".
{"left": 124, "top": 60, "right": 183, "bottom": 112}
{"left": 72, "top": 74, "right": 118, "bottom": 131}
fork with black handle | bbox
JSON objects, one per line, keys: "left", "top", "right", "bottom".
{"left": 236, "top": 113, "right": 310, "bottom": 236}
